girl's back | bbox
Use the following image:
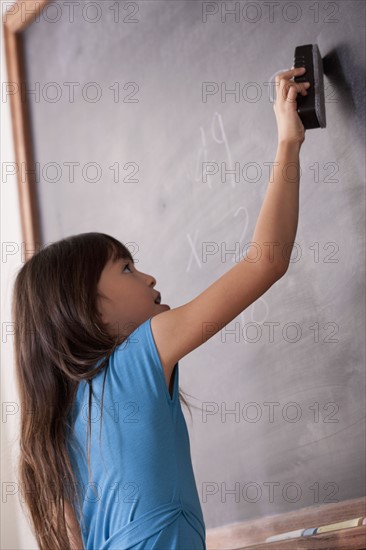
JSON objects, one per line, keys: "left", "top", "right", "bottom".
{"left": 67, "top": 317, "right": 206, "bottom": 549}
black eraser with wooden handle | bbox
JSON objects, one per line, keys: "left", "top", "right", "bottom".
{"left": 293, "top": 44, "right": 326, "bottom": 130}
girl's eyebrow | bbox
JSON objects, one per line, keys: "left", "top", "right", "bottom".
{"left": 121, "top": 257, "right": 134, "bottom": 264}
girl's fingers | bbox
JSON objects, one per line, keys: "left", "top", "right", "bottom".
{"left": 286, "top": 83, "right": 299, "bottom": 103}
{"left": 275, "top": 66, "right": 306, "bottom": 84}
{"left": 278, "top": 78, "right": 310, "bottom": 101}
{"left": 300, "top": 82, "right": 311, "bottom": 95}
{"left": 274, "top": 66, "right": 310, "bottom": 105}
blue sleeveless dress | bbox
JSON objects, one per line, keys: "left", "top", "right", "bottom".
{"left": 66, "top": 317, "right": 206, "bottom": 549}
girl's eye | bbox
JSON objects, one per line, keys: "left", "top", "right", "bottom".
{"left": 123, "top": 263, "right": 133, "bottom": 273}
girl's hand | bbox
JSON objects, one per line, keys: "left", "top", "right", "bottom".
{"left": 273, "top": 67, "right": 311, "bottom": 146}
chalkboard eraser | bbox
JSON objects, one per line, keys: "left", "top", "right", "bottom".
{"left": 293, "top": 44, "right": 326, "bottom": 130}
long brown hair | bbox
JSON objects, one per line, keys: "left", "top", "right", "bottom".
{"left": 12, "top": 232, "right": 197, "bottom": 550}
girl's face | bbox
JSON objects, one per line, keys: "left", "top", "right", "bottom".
{"left": 96, "top": 256, "right": 170, "bottom": 338}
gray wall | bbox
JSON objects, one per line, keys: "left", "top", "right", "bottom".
{"left": 23, "top": 0, "right": 365, "bottom": 529}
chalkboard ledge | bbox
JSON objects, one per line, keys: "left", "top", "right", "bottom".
{"left": 206, "top": 497, "right": 366, "bottom": 549}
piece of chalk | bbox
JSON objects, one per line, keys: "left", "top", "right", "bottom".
{"left": 265, "top": 517, "right": 366, "bottom": 543}
{"left": 265, "top": 528, "right": 305, "bottom": 543}
{"left": 316, "top": 517, "right": 364, "bottom": 534}
{"left": 302, "top": 527, "right": 318, "bottom": 536}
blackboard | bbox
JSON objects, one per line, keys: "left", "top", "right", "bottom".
{"left": 11, "top": 0, "right": 366, "bottom": 531}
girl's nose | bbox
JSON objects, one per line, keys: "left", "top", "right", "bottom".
{"left": 140, "top": 270, "right": 156, "bottom": 287}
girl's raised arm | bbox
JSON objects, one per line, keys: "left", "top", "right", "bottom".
{"left": 151, "top": 67, "right": 310, "bottom": 388}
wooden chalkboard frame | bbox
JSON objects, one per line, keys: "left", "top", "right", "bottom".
{"left": 3, "top": 1, "right": 366, "bottom": 547}
{"left": 3, "top": 0, "right": 49, "bottom": 261}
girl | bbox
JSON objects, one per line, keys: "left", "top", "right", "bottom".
{"left": 12, "top": 67, "right": 310, "bottom": 550}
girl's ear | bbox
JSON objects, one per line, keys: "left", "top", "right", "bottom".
{"left": 95, "top": 293, "right": 107, "bottom": 320}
